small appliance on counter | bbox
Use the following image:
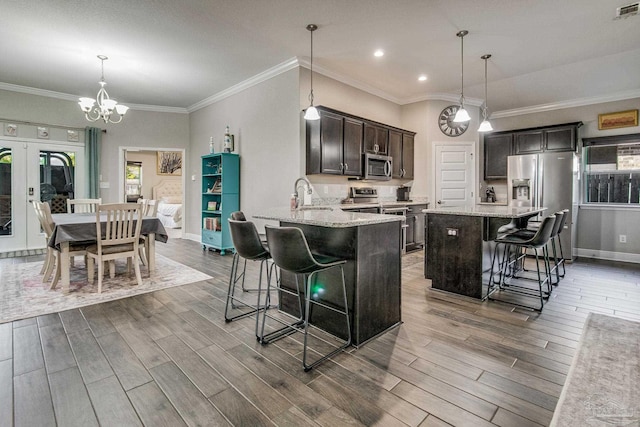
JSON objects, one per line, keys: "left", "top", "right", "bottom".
{"left": 396, "top": 185, "right": 411, "bottom": 202}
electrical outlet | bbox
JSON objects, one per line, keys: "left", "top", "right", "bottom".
{"left": 619, "top": 234, "right": 627, "bottom": 243}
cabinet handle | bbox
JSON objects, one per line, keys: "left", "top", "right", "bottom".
{"left": 339, "top": 163, "right": 344, "bottom": 171}
{"left": 344, "top": 163, "right": 348, "bottom": 171}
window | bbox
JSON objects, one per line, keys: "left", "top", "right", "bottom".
{"left": 583, "top": 134, "right": 640, "bottom": 205}
{"left": 126, "top": 161, "right": 142, "bottom": 201}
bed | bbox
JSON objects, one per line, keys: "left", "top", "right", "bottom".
{"left": 152, "top": 180, "right": 183, "bottom": 229}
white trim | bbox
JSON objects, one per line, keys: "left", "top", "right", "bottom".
{"left": 576, "top": 248, "right": 640, "bottom": 264}
{"left": 3, "top": 65, "right": 639, "bottom": 116}
{"left": 187, "top": 57, "right": 300, "bottom": 112}
{"left": 579, "top": 204, "right": 640, "bottom": 212}
{"left": 491, "top": 89, "right": 640, "bottom": 118}
{"left": 0, "top": 82, "right": 188, "bottom": 114}
{"left": 184, "top": 232, "right": 201, "bottom": 243}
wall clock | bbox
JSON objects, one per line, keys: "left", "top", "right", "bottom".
{"left": 438, "top": 105, "right": 469, "bottom": 137}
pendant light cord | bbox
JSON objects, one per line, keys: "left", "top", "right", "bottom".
{"left": 460, "top": 33, "right": 464, "bottom": 101}
{"left": 309, "top": 25, "right": 314, "bottom": 105}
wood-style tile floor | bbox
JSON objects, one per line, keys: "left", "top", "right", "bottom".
{"left": 1, "top": 237, "right": 639, "bottom": 426}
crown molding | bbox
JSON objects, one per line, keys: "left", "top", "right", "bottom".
{"left": 491, "top": 89, "right": 640, "bottom": 118}
{"left": 187, "top": 57, "right": 300, "bottom": 112}
{"left": 0, "top": 82, "right": 188, "bottom": 114}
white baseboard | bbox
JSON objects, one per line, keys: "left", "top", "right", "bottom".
{"left": 576, "top": 248, "right": 640, "bottom": 264}
{"left": 184, "top": 233, "right": 201, "bottom": 243}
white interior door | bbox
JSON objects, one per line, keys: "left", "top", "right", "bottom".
{"left": 0, "top": 138, "right": 85, "bottom": 252}
{"left": 433, "top": 142, "right": 475, "bottom": 207}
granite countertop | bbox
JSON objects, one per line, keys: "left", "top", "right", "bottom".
{"left": 423, "top": 205, "right": 546, "bottom": 218}
{"left": 254, "top": 207, "right": 403, "bottom": 228}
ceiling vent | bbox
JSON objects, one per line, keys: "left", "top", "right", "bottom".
{"left": 615, "top": 2, "right": 639, "bottom": 19}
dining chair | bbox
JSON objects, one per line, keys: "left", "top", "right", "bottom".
{"left": 86, "top": 203, "right": 143, "bottom": 293}
{"left": 32, "top": 201, "right": 56, "bottom": 282}
{"left": 34, "top": 201, "right": 90, "bottom": 290}
{"left": 66, "top": 198, "right": 102, "bottom": 213}
{"left": 137, "top": 199, "right": 158, "bottom": 266}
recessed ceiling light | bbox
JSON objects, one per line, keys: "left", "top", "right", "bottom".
{"left": 418, "top": 75, "right": 427, "bottom": 81}
{"left": 374, "top": 49, "right": 384, "bottom": 57}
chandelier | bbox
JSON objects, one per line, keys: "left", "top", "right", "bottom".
{"left": 78, "top": 55, "right": 129, "bottom": 124}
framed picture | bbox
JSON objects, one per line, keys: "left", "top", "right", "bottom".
{"left": 4, "top": 123, "right": 17, "bottom": 137}
{"left": 598, "top": 109, "right": 638, "bottom": 130}
{"left": 157, "top": 151, "right": 182, "bottom": 176}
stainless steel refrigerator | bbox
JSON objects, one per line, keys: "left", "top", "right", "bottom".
{"left": 508, "top": 152, "right": 578, "bottom": 260}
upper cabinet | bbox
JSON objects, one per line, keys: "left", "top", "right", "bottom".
{"left": 306, "top": 109, "right": 362, "bottom": 176}
{"left": 514, "top": 123, "right": 580, "bottom": 154}
{"left": 389, "top": 130, "right": 415, "bottom": 179}
{"left": 364, "top": 123, "right": 388, "bottom": 154}
{"left": 483, "top": 122, "right": 581, "bottom": 180}
{"left": 306, "top": 106, "right": 415, "bottom": 179}
{"left": 483, "top": 133, "right": 513, "bottom": 180}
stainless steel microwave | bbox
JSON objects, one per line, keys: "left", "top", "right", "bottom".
{"left": 363, "top": 153, "right": 392, "bottom": 180}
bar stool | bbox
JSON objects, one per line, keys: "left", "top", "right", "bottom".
{"left": 488, "top": 214, "right": 556, "bottom": 311}
{"left": 224, "top": 219, "right": 272, "bottom": 332}
{"left": 261, "top": 225, "right": 351, "bottom": 371}
{"left": 555, "top": 209, "right": 570, "bottom": 278}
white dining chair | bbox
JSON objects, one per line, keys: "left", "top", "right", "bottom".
{"left": 86, "top": 203, "right": 143, "bottom": 293}
{"left": 137, "top": 199, "right": 158, "bottom": 267}
{"left": 66, "top": 198, "right": 101, "bottom": 213}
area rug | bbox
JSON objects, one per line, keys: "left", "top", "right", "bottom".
{"left": 0, "top": 255, "right": 212, "bottom": 324}
{"left": 550, "top": 313, "right": 640, "bottom": 426}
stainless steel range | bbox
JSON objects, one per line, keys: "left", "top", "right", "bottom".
{"left": 349, "top": 187, "right": 408, "bottom": 253}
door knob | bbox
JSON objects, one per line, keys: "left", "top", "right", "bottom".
{"left": 437, "top": 200, "right": 442, "bottom": 204}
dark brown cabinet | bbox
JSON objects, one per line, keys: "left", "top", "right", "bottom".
{"left": 483, "top": 122, "right": 581, "bottom": 180}
{"left": 364, "top": 123, "right": 388, "bottom": 154}
{"left": 514, "top": 123, "right": 579, "bottom": 154}
{"left": 306, "top": 109, "right": 362, "bottom": 176}
{"left": 389, "top": 131, "right": 415, "bottom": 179}
{"left": 306, "top": 106, "right": 416, "bottom": 178}
{"left": 483, "top": 133, "right": 513, "bottom": 179}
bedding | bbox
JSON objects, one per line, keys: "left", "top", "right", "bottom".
{"left": 152, "top": 180, "right": 183, "bottom": 229}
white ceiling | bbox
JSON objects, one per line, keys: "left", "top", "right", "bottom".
{"left": 1, "top": 0, "right": 639, "bottom": 115}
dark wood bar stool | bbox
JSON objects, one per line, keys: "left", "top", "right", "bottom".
{"left": 260, "top": 225, "right": 351, "bottom": 371}
{"left": 488, "top": 214, "right": 556, "bottom": 311}
{"left": 224, "top": 218, "right": 272, "bottom": 332}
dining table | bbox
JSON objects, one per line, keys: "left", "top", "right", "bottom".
{"left": 48, "top": 212, "right": 169, "bottom": 293}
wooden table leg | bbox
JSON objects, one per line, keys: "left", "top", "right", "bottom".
{"left": 60, "top": 241, "right": 70, "bottom": 294}
{"left": 147, "top": 233, "right": 156, "bottom": 272}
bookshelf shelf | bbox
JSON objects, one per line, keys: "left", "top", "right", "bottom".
{"left": 201, "top": 153, "right": 239, "bottom": 255}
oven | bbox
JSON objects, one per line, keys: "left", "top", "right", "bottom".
{"left": 363, "top": 153, "right": 392, "bottom": 181}
{"left": 380, "top": 206, "right": 409, "bottom": 253}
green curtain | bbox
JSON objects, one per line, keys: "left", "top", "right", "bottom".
{"left": 85, "top": 127, "right": 101, "bottom": 198}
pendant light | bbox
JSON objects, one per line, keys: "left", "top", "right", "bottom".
{"left": 453, "top": 30, "right": 471, "bottom": 123}
{"left": 303, "top": 24, "right": 320, "bottom": 121}
{"left": 478, "top": 54, "right": 494, "bottom": 132}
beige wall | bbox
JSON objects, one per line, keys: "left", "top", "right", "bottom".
{"left": 188, "top": 68, "right": 301, "bottom": 235}
{"left": 125, "top": 151, "right": 181, "bottom": 200}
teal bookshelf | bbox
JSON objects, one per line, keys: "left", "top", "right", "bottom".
{"left": 201, "top": 153, "right": 239, "bottom": 255}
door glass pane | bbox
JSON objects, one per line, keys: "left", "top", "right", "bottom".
{"left": 0, "top": 147, "right": 12, "bottom": 236}
{"left": 40, "top": 150, "right": 75, "bottom": 213}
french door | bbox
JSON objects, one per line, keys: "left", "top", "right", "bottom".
{"left": 0, "top": 138, "right": 85, "bottom": 252}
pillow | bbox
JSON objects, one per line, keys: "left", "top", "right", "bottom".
{"left": 161, "top": 196, "right": 182, "bottom": 204}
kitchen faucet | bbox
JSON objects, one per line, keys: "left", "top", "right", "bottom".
{"left": 294, "top": 177, "right": 313, "bottom": 207}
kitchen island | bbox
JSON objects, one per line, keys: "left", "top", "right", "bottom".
{"left": 423, "top": 205, "right": 546, "bottom": 299}
{"left": 254, "top": 207, "right": 403, "bottom": 346}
